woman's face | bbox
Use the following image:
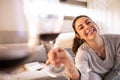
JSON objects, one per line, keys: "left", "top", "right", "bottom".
{"left": 74, "top": 17, "right": 99, "bottom": 41}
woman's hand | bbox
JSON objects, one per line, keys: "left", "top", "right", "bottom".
{"left": 46, "top": 47, "right": 74, "bottom": 68}
{"left": 46, "top": 47, "right": 80, "bottom": 80}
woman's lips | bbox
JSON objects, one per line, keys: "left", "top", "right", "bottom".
{"left": 86, "top": 27, "right": 96, "bottom": 35}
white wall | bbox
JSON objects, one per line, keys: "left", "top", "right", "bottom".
{"left": 62, "top": 20, "right": 74, "bottom": 32}
{"left": 0, "top": 0, "right": 87, "bottom": 32}
{"left": 87, "top": 0, "right": 120, "bottom": 34}
{"left": 3, "top": 0, "right": 116, "bottom": 33}
{"left": 0, "top": 0, "right": 76, "bottom": 32}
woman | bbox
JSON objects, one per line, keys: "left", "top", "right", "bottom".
{"left": 46, "top": 15, "right": 120, "bottom": 80}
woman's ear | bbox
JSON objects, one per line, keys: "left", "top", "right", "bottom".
{"left": 76, "top": 34, "right": 83, "bottom": 40}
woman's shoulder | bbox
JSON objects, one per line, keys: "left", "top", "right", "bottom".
{"left": 76, "top": 43, "right": 93, "bottom": 61}
{"left": 78, "top": 43, "right": 89, "bottom": 50}
{"left": 102, "top": 34, "right": 120, "bottom": 41}
{"left": 77, "top": 43, "right": 91, "bottom": 55}
{"left": 102, "top": 34, "right": 120, "bottom": 38}
{"left": 102, "top": 34, "right": 120, "bottom": 46}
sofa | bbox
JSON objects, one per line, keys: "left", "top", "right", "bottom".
{"left": 0, "top": 31, "right": 75, "bottom": 80}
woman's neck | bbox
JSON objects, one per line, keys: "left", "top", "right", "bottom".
{"left": 86, "top": 35, "right": 104, "bottom": 50}
{"left": 86, "top": 35, "right": 106, "bottom": 60}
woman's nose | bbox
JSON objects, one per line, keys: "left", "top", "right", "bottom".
{"left": 83, "top": 24, "right": 89, "bottom": 30}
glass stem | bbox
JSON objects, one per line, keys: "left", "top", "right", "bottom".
{"left": 49, "top": 40, "right": 54, "bottom": 48}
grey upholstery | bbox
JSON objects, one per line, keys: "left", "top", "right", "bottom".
{"left": 65, "top": 48, "right": 75, "bottom": 62}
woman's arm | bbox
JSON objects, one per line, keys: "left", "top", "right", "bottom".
{"left": 46, "top": 48, "right": 81, "bottom": 80}
{"left": 65, "top": 62, "right": 81, "bottom": 80}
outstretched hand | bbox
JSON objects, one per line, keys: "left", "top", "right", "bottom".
{"left": 46, "top": 48, "right": 74, "bottom": 68}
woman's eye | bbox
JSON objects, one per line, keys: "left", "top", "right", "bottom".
{"left": 86, "top": 21, "right": 91, "bottom": 25}
{"left": 79, "top": 26, "right": 84, "bottom": 30}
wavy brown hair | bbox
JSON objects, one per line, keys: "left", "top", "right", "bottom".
{"left": 72, "top": 15, "right": 91, "bottom": 54}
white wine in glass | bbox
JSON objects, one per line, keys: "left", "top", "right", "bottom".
{"left": 38, "top": 13, "right": 65, "bottom": 77}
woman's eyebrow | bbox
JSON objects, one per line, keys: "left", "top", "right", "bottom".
{"left": 77, "top": 19, "right": 89, "bottom": 28}
{"left": 79, "top": 24, "right": 82, "bottom": 27}
{"left": 85, "top": 19, "right": 89, "bottom": 23}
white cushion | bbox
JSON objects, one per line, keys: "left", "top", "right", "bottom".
{"left": 54, "top": 32, "right": 75, "bottom": 48}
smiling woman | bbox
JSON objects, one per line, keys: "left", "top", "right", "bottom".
{"left": 46, "top": 15, "right": 120, "bottom": 80}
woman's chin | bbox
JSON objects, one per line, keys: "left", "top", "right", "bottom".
{"left": 87, "top": 32, "right": 97, "bottom": 40}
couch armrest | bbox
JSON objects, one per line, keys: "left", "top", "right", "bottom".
{"left": 26, "top": 45, "right": 48, "bottom": 63}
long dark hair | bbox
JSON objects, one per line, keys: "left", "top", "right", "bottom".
{"left": 72, "top": 15, "right": 91, "bottom": 54}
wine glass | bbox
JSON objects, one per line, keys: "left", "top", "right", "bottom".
{"left": 37, "top": 13, "right": 65, "bottom": 77}
{"left": 38, "top": 14, "right": 62, "bottom": 44}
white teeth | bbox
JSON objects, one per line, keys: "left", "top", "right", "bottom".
{"left": 87, "top": 28, "right": 94, "bottom": 35}
{"left": 90, "top": 28, "right": 94, "bottom": 33}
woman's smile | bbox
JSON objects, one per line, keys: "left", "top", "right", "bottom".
{"left": 86, "top": 27, "right": 93, "bottom": 35}
{"left": 86, "top": 27, "right": 96, "bottom": 36}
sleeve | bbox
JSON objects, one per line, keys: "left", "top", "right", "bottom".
{"left": 114, "top": 35, "right": 120, "bottom": 68}
{"left": 116, "top": 35, "right": 120, "bottom": 54}
{"left": 108, "top": 34, "right": 120, "bottom": 54}
{"left": 75, "top": 49, "right": 89, "bottom": 80}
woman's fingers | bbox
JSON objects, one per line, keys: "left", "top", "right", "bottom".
{"left": 54, "top": 48, "right": 65, "bottom": 58}
{"left": 46, "top": 60, "right": 50, "bottom": 65}
{"left": 46, "top": 60, "right": 61, "bottom": 68}
{"left": 47, "top": 48, "right": 69, "bottom": 67}
{"left": 46, "top": 49, "right": 59, "bottom": 65}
